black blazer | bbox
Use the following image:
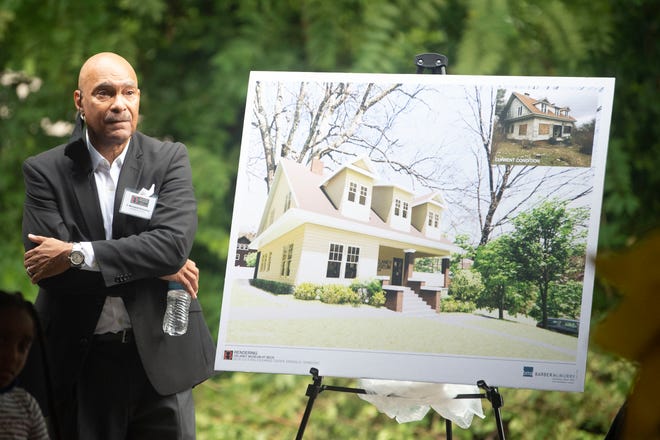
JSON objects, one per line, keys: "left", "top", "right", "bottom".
{"left": 21, "top": 128, "right": 216, "bottom": 400}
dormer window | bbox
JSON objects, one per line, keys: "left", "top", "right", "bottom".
{"left": 428, "top": 211, "right": 440, "bottom": 228}
{"left": 359, "top": 186, "right": 368, "bottom": 205}
{"left": 348, "top": 182, "right": 357, "bottom": 202}
{"left": 347, "top": 181, "right": 368, "bottom": 205}
{"left": 394, "top": 199, "right": 408, "bottom": 218}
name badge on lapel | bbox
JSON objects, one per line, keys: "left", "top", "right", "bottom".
{"left": 119, "top": 185, "right": 158, "bottom": 219}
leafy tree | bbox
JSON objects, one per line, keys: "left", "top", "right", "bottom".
{"left": 448, "top": 233, "right": 476, "bottom": 273}
{"left": 244, "top": 252, "right": 257, "bottom": 268}
{"left": 474, "top": 236, "right": 521, "bottom": 319}
{"left": 447, "top": 268, "right": 483, "bottom": 303}
{"left": 506, "top": 199, "right": 588, "bottom": 327}
{"left": 413, "top": 256, "right": 443, "bottom": 273}
{"left": 546, "top": 280, "right": 583, "bottom": 320}
{"left": 573, "top": 119, "right": 596, "bottom": 156}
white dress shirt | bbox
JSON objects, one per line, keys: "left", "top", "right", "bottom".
{"left": 80, "top": 130, "right": 132, "bottom": 334}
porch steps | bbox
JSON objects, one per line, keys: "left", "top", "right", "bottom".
{"left": 401, "top": 288, "right": 437, "bottom": 317}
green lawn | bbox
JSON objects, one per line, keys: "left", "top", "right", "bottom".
{"left": 223, "top": 281, "right": 577, "bottom": 361}
{"left": 492, "top": 140, "right": 592, "bottom": 167}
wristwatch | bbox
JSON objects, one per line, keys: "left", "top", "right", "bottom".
{"left": 69, "top": 242, "right": 85, "bottom": 268}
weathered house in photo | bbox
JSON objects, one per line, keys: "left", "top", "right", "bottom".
{"left": 500, "top": 92, "right": 576, "bottom": 143}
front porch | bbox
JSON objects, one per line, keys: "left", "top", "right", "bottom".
{"left": 377, "top": 246, "right": 450, "bottom": 314}
{"left": 382, "top": 282, "right": 448, "bottom": 314}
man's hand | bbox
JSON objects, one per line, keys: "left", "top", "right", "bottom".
{"left": 160, "top": 259, "right": 199, "bottom": 298}
{"left": 24, "top": 234, "right": 72, "bottom": 284}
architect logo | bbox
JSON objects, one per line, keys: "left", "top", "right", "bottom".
{"left": 223, "top": 350, "right": 234, "bottom": 360}
{"left": 523, "top": 366, "right": 534, "bottom": 377}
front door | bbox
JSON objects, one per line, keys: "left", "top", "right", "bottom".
{"left": 392, "top": 258, "right": 403, "bottom": 285}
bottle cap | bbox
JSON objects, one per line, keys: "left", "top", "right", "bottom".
{"left": 168, "top": 281, "right": 185, "bottom": 291}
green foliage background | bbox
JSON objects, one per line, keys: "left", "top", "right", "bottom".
{"left": 1, "top": 0, "right": 656, "bottom": 438}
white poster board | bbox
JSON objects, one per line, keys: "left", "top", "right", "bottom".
{"left": 215, "top": 71, "right": 614, "bottom": 391}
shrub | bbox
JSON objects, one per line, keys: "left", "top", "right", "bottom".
{"left": 248, "top": 278, "right": 293, "bottom": 295}
{"left": 441, "top": 296, "right": 476, "bottom": 313}
{"left": 448, "top": 269, "right": 484, "bottom": 302}
{"left": 369, "top": 290, "right": 386, "bottom": 307}
{"left": 294, "top": 282, "right": 322, "bottom": 300}
{"left": 349, "top": 279, "right": 386, "bottom": 307}
{"left": 320, "top": 284, "right": 359, "bottom": 304}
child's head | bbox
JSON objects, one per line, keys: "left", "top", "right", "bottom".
{"left": 0, "top": 290, "right": 36, "bottom": 389}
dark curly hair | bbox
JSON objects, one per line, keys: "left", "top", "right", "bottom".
{"left": 0, "top": 290, "right": 37, "bottom": 329}
{"left": 0, "top": 290, "right": 61, "bottom": 440}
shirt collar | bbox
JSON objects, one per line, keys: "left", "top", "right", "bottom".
{"left": 85, "top": 129, "right": 131, "bottom": 170}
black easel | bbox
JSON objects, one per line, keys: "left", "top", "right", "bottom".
{"left": 295, "top": 368, "right": 505, "bottom": 439}
{"left": 295, "top": 368, "right": 366, "bottom": 440}
{"left": 415, "top": 52, "right": 448, "bottom": 75}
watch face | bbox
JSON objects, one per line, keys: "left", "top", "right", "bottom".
{"left": 70, "top": 250, "right": 85, "bottom": 266}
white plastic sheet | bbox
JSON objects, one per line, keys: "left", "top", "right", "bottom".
{"left": 358, "top": 379, "right": 485, "bottom": 428}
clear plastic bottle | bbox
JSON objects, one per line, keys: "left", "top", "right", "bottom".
{"left": 162, "top": 281, "right": 191, "bottom": 336}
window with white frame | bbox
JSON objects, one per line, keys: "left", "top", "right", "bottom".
{"left": 359, "top": 185, "right": 368, "bottom": 205}
{"left": 326, "top": 243, "right": 343, "bottom": 278}
{"left": 347, "top": 182, "right": 357, "bottom": 202}
{"left": 428, "top": 211, "right": 433, "bottom": 226}
{"left": 394, "top": 199, "right": 408, "bottom": 218}
{"left": 260, "top": 251, "right": 272, "bottom": 272}
{"left": 280, "top": 244, "right": 293, "bottom": 277}
{"left": 344, "top": 246, "right": 360, "bottom": 279}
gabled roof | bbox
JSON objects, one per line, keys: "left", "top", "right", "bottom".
{"left": 320, "top": 156, "right": 378, "bottom": 187}
{"left": 504, "top": 92, "right": 576, "bottom": 123}
{"left": 412, "top": 192, "right": 447, "bottom": 209}
{"left": 255, "top": 158, "right": 455, "bottom": 251}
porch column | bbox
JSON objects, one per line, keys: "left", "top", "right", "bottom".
{"left": 403, "top": 249, "right": 416, "bottom": 285}
{"left": 442, "top": 257, "right": 450, "bottom": 288}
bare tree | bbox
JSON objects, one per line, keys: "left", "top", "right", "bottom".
{"left": 249, "top": 80, "right": 593, "bottom": 245}
{"left": 251, "top": 80, "right": 432, "bottom": 191}
{"left": 460, "top": 86, "right": 593, "bottom": 245}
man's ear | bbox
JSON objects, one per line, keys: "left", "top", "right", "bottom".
{"left": 73, "top": 89, "right": 83, "bottom": 112}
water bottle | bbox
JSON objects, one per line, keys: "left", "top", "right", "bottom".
{"left": 163, "top": 281, "right": 191, "bottom": 336}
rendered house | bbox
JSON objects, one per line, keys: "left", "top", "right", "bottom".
{"left": 234, "top": 233, "right": 256, "bottom": 267}
{"left": 500, "top": 92, "right": 576, "bottom": 142}
{"left": 250, "top": 156, "right": 457, "bottom": 311}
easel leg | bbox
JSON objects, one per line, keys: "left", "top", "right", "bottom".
{"left": 296, "top": 368, "right": 324, "bottom": 440}
{"left": 477, "top": 380, "right": 505, "bottom": 439}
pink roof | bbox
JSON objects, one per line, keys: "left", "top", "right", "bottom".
{"left": 279, "top": 158, "right": 453, "bottom": 246}
{"left": 512, "top": 92, "right": 576, "bottom": 123}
